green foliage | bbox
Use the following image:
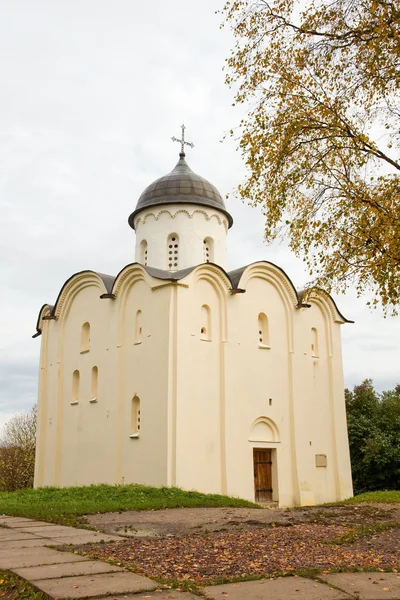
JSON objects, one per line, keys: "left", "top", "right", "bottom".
{"left": 0, "top": 484, "right": 258, "bottom": 526}
{"left": 222, "top": 0, "right": 400, "bottom": 312}
{"left": 345, "top": 380, "right": 400, "bottom": 493}
{"left": 0, "top": 406, "right": 37, "bottom": 492}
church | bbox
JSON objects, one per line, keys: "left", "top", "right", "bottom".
{"left": 33, "top": 128, "right": 353, "bottom": 507}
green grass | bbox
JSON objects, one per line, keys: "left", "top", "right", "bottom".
{"left": 0, "top": 570, "right": 51, "bottom": 600}
{"left": 0, "top": 484, "right": 258, "bottom": 527}
{"left": 340, "top": 490, "right": 400, "bottom": 504}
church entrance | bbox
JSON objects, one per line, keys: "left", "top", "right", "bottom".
{"left": 253, "top": 448, "right": 273, "bottom": 502}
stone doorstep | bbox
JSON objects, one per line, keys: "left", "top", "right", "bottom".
{"left": 13, "top": 559, "right": 125, "bottom": 581}
{"left": 204, "top": 577, "right": 353, "bottom": 600}
{"left": 32, "top": 571, "right": 157, "bottom": 600}
{"left": 319, "top": 573, "right": 400, "bottom": 600}
{"left": 0, "top": 548, "right": 87, "bottom": 570}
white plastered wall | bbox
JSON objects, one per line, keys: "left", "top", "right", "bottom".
{"left": 34, "top": 268, "right": 172, "bottom": 489}
{"left": 134, "top": 204, "right": 229, "bottom": 270}
{"left": 34, "top": 263, "right": 353, "bottom": 506}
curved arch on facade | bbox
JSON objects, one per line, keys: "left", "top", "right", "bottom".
{"left": 191, "top": 264, "right": 231, "bottom": 342}
{"left": 112, "top": 264, "right": 151, "bottom": 346}
{"left": 298, "top": 287, "right": 352, "bottom": 324}
{"left": 237, "top": 262, "right": 296, "bottom": 352}
{"left": 249, "top": 416, "right": 280, "bottom": 443}
{"left": 236, "top": 262, "right": 299, "bottom": 306}
{"left": 54, "top": 271, "right": 111, "bottom": 322}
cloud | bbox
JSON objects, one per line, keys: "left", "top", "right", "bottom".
{"left": 1, "top": 0, "right": 399, "bottom": 429}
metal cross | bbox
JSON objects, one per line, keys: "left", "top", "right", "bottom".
{"left": 171, "top": 124, "right": 194, "bottom": 155}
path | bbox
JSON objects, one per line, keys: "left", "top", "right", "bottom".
{"left": 1, "top": 514, "right": 399, "bottom": 599}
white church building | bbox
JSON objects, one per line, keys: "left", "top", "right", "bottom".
{"left": 33, "top": 131, "right": 353, "bottom": 507}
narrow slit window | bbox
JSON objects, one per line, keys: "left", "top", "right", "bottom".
{"left": 203, "top": 237, "right": 214, "bottom": 263}
{"left": 72, "top": 370, "right": 80, "bottom": 404}
{"left": 258, "top": 313, "right": 270, "bottom": 347}
{"left": 200, "top": 304, "right": 211, "bottom": 341}
{"left": 80, "top": 322, "right": 90, "bottom": 353}
{"left": 131, "top": 395, "right": 141, "bottom": 436}
{"left": 135, "top": 310, "right": 142, "bottom": 344}
{"left": 167, "top": 233, "right": 179, "bottom": 271}
{"left": 311, "top": 327, "right": 319, "bottom": 357}
{"left": 140, "top": 240, "right": 148, "bottom": 266}
{"left": 91, "top": 366, "right": 98, "bottom": 402}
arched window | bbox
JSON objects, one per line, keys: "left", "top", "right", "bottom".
{"left": 167, "top": 233, "right": 179, "bottom": 270}
{"left": 72, "top": 370, "right": 80, "bottom": 404}
{"left": 200, "top": 304, "right": 212, "bottom": 341}
{"left": 90, "top": 366, "right": 98, "bottom": 402}
{"left": 135, "top": 310, "right": 142, "bottom": 344}
{"left": 311, "top": 327, "right": 319, "bottom": 357}
{"left": 203, "top": 237, "right": 214, "bottom": 263}
{"left": 80, "top": 322, "right": 90, "bottom": 353}
{"left": 140, "top": 240, "right": 148, "bottom": 266}
{"left": 131, "top": 395, "right": 141, "bottom": 436}
{"left": 258, "top": 313, "right": 270, "bottom": 348}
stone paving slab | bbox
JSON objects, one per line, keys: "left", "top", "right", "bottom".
{"left": 0, "top": 515, "right": 34, "bottom": 523}
{"left": 14, "top": 559, "right": 125, "bottom": 581}
{"left": 0, "top": 532, "right": 39, "bottom": 542}
{"left": 1, "top": 538, "right": 55, "bottom": 549}
{"left": 17, "top": 525, "right": 94, "bottom": 537}
{"left": 92, "top": 592, "right": 198, "bottom": 599}
{"left": 319, "top": 573, "right": 400, "bottom": 599}
{"left": 205, "top": 577, "right": 353, "bottom": 600}
{"left": 51, "top": 533, "right": 121, "bottom": 545}
{"left": 33, "top": 571, "right": 158, "bottom": 599}
{"left": 0, "top": 547, "right": 86, "bottom": 570}
{"left": 5, "top": 520, "right": 56, "bottom": 528}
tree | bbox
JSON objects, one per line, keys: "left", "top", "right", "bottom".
{"left": 0, "top": 405, "right": 37, "bottom": 492}
{"left": 345, "top": 380, "right": 400, "bottom": 492}
{"left": 222, "top": 0, "right": 400, "bottom": 313}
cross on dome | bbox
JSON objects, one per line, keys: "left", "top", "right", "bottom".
{"left": 171, "top": 124, "right": 194, "bottom": 156}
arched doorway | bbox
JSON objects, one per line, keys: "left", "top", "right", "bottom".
{"left": 249, "top": 417, "right": 280, "bottom": 503}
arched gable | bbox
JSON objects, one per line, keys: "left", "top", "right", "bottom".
{"left": 235, "top": 262, "right": 297, "bottom": 351}
{"left": 298, "top": 287, "right": 353, "bottom": 324}
{"left": 53, "top": 271, "right": 111, "bottom": 322}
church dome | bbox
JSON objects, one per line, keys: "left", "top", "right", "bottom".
{"left": 128, "top": 153, "right": 233, "bottom": 229}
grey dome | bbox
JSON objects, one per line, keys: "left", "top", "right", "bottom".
{"left": 128, "top": 153, "right": 233, "bottom": 229}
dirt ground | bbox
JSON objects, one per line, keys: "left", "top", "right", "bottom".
{"left": 74, "top": 504, "right": 400, "bottom": 585}
{"left": 87, "top": 503, "right": 400, "bottom": 538}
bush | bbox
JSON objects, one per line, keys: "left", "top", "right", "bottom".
{"left": 0, "top": 405, "right": 37, "bottom": 491}
{"left": 345, "top": 381, "right": 400, "bottom": 494}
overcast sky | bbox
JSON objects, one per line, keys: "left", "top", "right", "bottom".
{"left": 1, "top": 0, "right": 399, "bottom": 432}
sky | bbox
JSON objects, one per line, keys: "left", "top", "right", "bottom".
{"left": 0, "top": 0, "right": 399, "bottom": 433}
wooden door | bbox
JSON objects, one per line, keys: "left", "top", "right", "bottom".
{"left": 253, "top": 449, "right": 272, "bottom": 502}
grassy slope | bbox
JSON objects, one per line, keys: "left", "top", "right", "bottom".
{"left": 0, "top": 484, "right": 258, "bottom": 526}
{"left": 340, "top": 490, "right": 400, "bottom": 504}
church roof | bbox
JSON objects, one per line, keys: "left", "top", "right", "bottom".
{"left": 33, "top": 262, "right": 352, "bottom": 337}
{"left": 128, "top": 153, "right": 233, "bottom": 229}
